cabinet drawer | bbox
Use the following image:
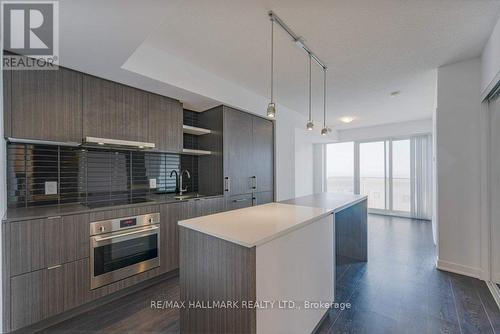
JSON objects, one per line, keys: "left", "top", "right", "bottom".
{"left": 10, "top": 217, "right": 58, "bottom": 276}
{"left": 225, "top": 194, "right": 254, "bottom": 211}
{"left": 10, "top": 214, "right": 89, "bottom": 276}
{"left": 11, "top": 264, "right": 64, "bottom": 331}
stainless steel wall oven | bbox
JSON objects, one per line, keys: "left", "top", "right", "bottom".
{"left": 90, "top": 213, "right": 160, "bottom": 289}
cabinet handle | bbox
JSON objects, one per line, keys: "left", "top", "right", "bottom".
{"left": 47, "top": 216, "right": 61, "bottom": 220}
{"left": 47, "top": 264, "right": 62, "bottom": 270}
{"left": 224, "top": 177, "right": 231, "bottom": 192}
{"left": 233, "top": 198, "right": 252, "bottom": 203}
{"left": 251, "top": 176, "right": 257, "bottom": 190}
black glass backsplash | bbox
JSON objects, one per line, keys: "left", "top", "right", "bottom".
{"left": 7, "top": 143, "right": 199, "bottom": 208}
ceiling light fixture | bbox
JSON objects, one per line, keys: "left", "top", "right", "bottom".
{"left": 306, "top": 54, "right": 314, "bottom": 131}
{"left": 268, "top": 11, "right": 328, "bottom": 133}
{"left": 340, "top": 116, "right": 354, "bottom": 124}
{"left": 321, "top": 68, "right": 328, "bottom": 136}
{"left": 266, "top": 18, "right": 276, "bottom": 118}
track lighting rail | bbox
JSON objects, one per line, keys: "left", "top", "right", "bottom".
{"left": 268, "top": 10, "right": 328, "bottom": 70}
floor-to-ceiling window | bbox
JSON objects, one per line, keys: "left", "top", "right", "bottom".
{"left": 325, "top": 135, "right": 431, "bottom": 220}
{"left": 326, "top": 142, "right": 354, "bottom": 194}
{"left": 391, "top": 139, "right": 411, "bottom": 213}
{"left": 359, "top": 141, "right": 385, "bottom": 209}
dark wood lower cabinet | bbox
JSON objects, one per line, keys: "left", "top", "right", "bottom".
{"left": 195, "top": 196, "right": 225, "bottom": 216}
{"left": 254, "top": 191, "right": 274, "bottom": 205}
{"left": 64, "top": 258, "right": 90, "bottom": 311}
{"left": 159, "top": 197, "right": 226, "bottom": 274}
{"left": 226, "top": 193, "right": 254, "bottom": 210}
{"left": 11, "top": 265, "right": 64, "bottom": 330}
{"left": 6, "top": 196, "right": 229, "bottom": 332}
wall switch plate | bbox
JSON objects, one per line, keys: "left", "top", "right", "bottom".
{"left": 149, "top": 178, "right": 157, "bottom": 189}
{"left": 45, "top": 181, "right": 58, "bottom": 195}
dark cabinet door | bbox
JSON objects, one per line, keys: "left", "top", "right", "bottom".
{"left": 10, "top": 218, "right": 46, "bottom": 276}
{"left": 254, "top": 191, "right": 274, "bottom": 206}
{"left": 63, "top": 258, "right": 90, "bottom": 311}
{"left": 225, "top": 194, "right": 254, "bottom": 211}
{"left": 159, "top": 197, "right": 224, "bottom": 273}
{"left": 82, "top": 75, "right": 148, "bottom": 142}
{"left": 11, "top": 265, "right": 64, "bottom": 331}
{"left": 11, "top": 67, "right": 82, "bottom": 142}
{"left": 61, "top": 214, "right": 90, "bottom": 263}
{"left": 10, "top": 214, "right": 88, "bottom": 276}
{"left": 148, "top": 94, "right": 183, "bottom": 152}
{"left": 195, "top": 196, "right": 225, "bottom": 216}
{"left": 3, "top": 68, "right": 12, "bottom": 137}
{"left": 159, "top": 201, "right": 191, "bottom": 273}
{"left": 252, "top": 117, "right": 274, "bottom": 193}
{"left": 223, "top": 107, "right": 253, "bottom": 196}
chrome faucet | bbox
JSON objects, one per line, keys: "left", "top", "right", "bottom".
{"left": 180, "top": 169, "right": 191, "bottom": 195}
{"left": 170, "top": 170, "right": 180, "bottom": 193}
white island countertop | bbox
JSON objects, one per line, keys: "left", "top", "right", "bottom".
{"left": 178, "top": 202, "right": 334, "bottom": 248}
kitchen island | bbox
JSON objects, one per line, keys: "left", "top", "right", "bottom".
{"left": 281, "top": 193, "right": 368, "bottom": 269}
{"left": 178, "top": 194, "right": 367, "bottom": 334}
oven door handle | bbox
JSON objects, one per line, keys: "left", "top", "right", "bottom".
{"left": 94, "top": 225, "right": 159, "bottom": 242}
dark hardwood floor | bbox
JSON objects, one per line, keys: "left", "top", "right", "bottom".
{"left": 317, "top": 214, "right": 500, "bottom": 334}
{"left": 40, "top": 214, "right": 500, "bottom": 334}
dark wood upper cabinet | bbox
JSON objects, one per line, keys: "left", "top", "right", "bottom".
{"left": 148, "top": 94, "right": 183, "bottom": 152}
{"left": 10, "top": 67, "right": 82, "bottom": 142}
{"left": 3, "top": 69, "right": 12, "bottom": 137}
{"left": 252, "top": 116, "right": 274, "bottom": 193}
{"left": 223, "top": 107, "right": 254, "bottom": 196}
{"left": 82, "top": 75, "right": 148, "bottom": 142}
{"left": 223, "top": 106, "right": 274, "bottom": 198}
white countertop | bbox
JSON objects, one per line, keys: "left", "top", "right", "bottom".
{"left": 279, "top": 193, "right": 367, "bottom": 213}
{"left": 178, "top": 202, "right": 334, "bottom": 248}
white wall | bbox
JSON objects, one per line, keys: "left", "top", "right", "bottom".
{"left": 337, "top": 118, "right": 432, "bottom": 142}
{"left": 436, "top": 57, "right": 483, "bottom": 278}
{"left": 481, "top": 16, "right": 500, "bottom": 98}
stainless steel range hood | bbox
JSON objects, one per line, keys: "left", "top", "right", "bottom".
{"left": 83, "top": 137, "right": 155, "bottom": 149}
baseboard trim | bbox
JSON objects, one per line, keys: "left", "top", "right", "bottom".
{"left": 486, "top": 281, "right": 500, "bottom": 311}
{"left": 436, "top": 259, "right": 482, "bottom": 278}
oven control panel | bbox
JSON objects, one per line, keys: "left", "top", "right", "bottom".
{"left": 90, "top": 212, "right": 160, "bottom": 236}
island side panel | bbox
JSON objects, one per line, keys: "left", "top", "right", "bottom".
{"left": 335, "top": 198, "right": 368, "bottom": 264}
{"left": 255, "top": 214, "right": 334, "bottom": 334}
{"left": 179, "top": 227, "right": 256, "bottom": 334}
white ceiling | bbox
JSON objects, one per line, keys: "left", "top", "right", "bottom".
{"left": 58, "top": 0, "right": 500, "bottom": 129}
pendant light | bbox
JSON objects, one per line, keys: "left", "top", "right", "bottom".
{"left": 267, "top": 18, "right": 276, "bottom": 118}
{"left": 321, "top": 68, "right": 328, "bottom": 135}
{"left": 306, "top": 54, "right": 314, "bottom": 130}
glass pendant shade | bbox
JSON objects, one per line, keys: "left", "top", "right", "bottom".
{"left": 267, "top": 102, "right": 276, "bottom": 118}
{"left": 306, "top": 121, "right": 314, "bottom": 131}
{"left": 321, "top": 127, "right": 328, "bottom": 136}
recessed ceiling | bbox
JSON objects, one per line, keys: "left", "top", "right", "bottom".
{"left": 57, "top": 0, "right": 500, "bottom": 129}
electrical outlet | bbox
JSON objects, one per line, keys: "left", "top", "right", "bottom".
{"left": 149, "top": 178, "right": 157, "bottom": 189}
{"left": 45, "top": 181, "right": 58, "bottom": 195}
